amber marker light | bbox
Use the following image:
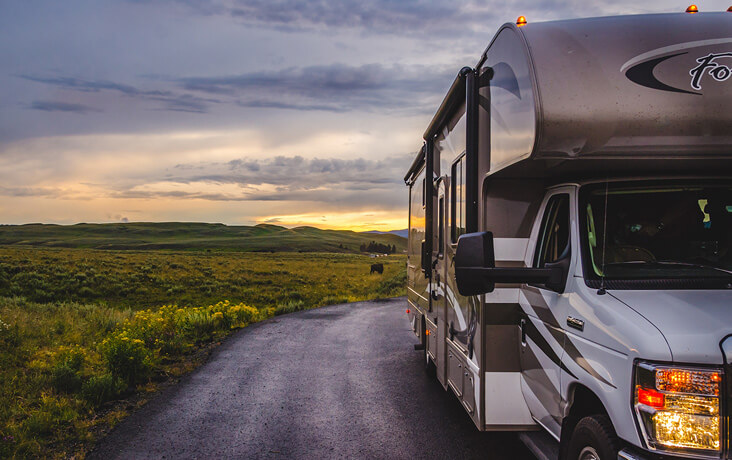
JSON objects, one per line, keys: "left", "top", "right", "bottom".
{"left": 516, "top": 16, "right": 527, "bottom": 27}
{"left": 728, "top": 6, "right": 732, "bottom": 11}
{"left": 425, "top": 329, "right": 430, "bottom": 335}
{"left": 406, "top": 309, "right": 410, "bottom": 314}
{"left": 686, "top": 4, "right": 699, "bottom": 13}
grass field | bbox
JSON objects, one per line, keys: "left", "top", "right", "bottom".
{"left": 0, "top": 247, "right": 406, "bottom": 458}
{"left": 0, "top": 222, "right": 406, "bottom": 254}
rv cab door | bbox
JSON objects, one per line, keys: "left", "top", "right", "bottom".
{"left": 519, "top": 189, "right": 574, "bottom": 438}
{"left": 431, "top": 178, "right": 449, "bottom": 388}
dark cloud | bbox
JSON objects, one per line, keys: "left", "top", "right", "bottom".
{"left": 109, "top": 153, "right": 415, "bottom": 207}
{"left": 0, "top": 186, "right": 60, "bottom": 197}
{"left": 21, "top": 75, "right": 216, "bottom": 114}
{"left": 30, "top": 100, "right": 100, "bottom": 114}
{"left": 178, "top": 63, "right": 453, "bottom": 112}
{"left": 22, "top": 75, "right": 144, "bottom": 95}
{"left": 135, "top": 0, "right": 608, "bottom": 36}
{"left": 20, "top": 62, "right": 452, "bottom": 116}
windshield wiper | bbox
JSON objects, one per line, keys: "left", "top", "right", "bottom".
{"left": 613, "top": 260, "right": 732, "bottom": 276}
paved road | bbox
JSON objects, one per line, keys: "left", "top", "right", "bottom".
{"left": 90, "top": 297, "right": 534, "bottom": 459}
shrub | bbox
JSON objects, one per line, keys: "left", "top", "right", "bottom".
{"left": 227, "top": 304, "right": 260, "bottom": 325}
{"left": 179, "top": 309, "right": 217, "bottom": 342}
{"left": 50, "top": 347, "right": 85, "bottom": 393}
{"left": 51, "top": 365, "right": 82, "bottom": 393}
{"left": 81, "top": 374, "right": 125, "bottom": 406}
{"left": 100, "top": 333, "right": 152, "bottom": 387}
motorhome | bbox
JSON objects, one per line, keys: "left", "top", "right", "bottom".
{"left": 404, "top": 9, "right": 731, "bottom": 460}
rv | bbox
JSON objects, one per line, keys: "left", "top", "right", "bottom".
{"left": 404, "top": 10, "right": 731, "bottom": 460}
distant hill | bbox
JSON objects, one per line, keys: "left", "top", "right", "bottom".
{"left": 363, "top": 229, "right": 408, "bottom": 239}
{"left": 0, "top": 222, "right": 406, "bottom": 253}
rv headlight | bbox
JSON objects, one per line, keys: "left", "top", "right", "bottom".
{"left": 634, "top": 362, "right": 722, "bottom": 455}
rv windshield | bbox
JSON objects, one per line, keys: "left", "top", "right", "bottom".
{"left": 580, "top": 181, "right": 732, "bottom": 287}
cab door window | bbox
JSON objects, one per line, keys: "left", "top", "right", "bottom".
{"left": 451, "top": 155, "right": 466, "bottom": 243}
{"left": 534, "top": 194, "right": 570, "bottom": 268}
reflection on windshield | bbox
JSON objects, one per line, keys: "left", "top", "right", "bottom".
{"left": 582, "top": 183, "right": 732, "bottom": 279}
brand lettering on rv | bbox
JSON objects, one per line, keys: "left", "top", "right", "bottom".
{"left": 689, "top": 52, "right": 732, "bottom": 90}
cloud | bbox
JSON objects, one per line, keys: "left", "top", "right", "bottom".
{"left": 21, "top": 61, "right": 454, "bottom": 117}
{"left": 0, "top": 186, "right": 61, "bottom": 197}
{"left": 134, "top": 0, "right": 626, "bottom": 37}
{"left": 30, "top": 100, "right": 101, "bottom": 114}
{"left": 22, "top": 75, "right": 145, "bottom": 95}
{"left": 177, "top": 63, "right": 453, "bottom": 113}
{"left": 107, "top": 153, "right": 415, "bottom": 207}
{"left": 21, "top": 75, "right": 217, "bottom": 114}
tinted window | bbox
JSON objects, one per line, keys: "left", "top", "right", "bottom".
{"left": 451, "top": 156, "right": 466, "bottom": 243}
{"left": 534, "top": 194, "right": 570, "bottom": 268}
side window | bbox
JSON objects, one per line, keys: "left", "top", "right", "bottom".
{"left": 421, "top": 177, "right": 426, "bottom": 208}
{"left": 534, "top": 194, "right": 570, "bottom": 268}
{"left": 438, "top": 196, "right": 445, "bottom": 254}
{"left": 451, "top": 155, "right": 466, "bottom": 243}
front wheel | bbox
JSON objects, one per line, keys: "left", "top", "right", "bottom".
{"left": 566, "top": 415, "right": 619, "bottom": 460}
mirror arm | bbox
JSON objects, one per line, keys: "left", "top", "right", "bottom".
{"left": 455, "top": 266, "right": 562, "bottom": 285}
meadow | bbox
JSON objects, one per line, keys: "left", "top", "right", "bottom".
{"left": 0, "top": 247, "right": 406, "bottom": 458}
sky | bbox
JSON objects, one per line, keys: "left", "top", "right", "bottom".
{"left": 1, "top": 0, "right": 729, "bottom": 231}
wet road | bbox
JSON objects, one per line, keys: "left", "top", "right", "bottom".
{"left": 90, "top": 297, "right": 533, "bottom": 459}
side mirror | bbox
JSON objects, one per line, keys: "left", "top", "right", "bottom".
{"left": 455, "top": 232, "right": 497, "bottom": 295}
{"left": 455, "top": 231, "right": 567, "bottom": 296}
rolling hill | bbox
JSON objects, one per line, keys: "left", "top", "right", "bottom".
{"left": 0, "top": 222, "right": 406, "bottom": 253}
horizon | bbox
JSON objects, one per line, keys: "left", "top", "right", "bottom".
{"left": 0, "top": 220, "right": 409, "bottom": 233}
{"left": 2, "top": 1, "right": 729, "bottom": 231}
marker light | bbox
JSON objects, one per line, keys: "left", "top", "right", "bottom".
{"left": 637, "top": 386, "right": 665, "bottom": 408}
{"left": 406, "top": 309, "right": 410, "bottom": 314}
{"left": 686, "top": 4, "right": 699, "bottom": 13}
{"left": 516, "top": 16, "right": 527, "bottom": 27}
{"left": 728, "top": 6, "right": 732, "bottom": 11}
{"left": 425, "top": 329, "right": 430, "bottom": 335}
{"left": 634, "top": 362, "right": 722, "bottom": 453}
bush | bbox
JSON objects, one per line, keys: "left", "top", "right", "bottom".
{"left": 81, "top": 374, "right": 125, "bottom": 406}
{"left": 51, "top": 365, "right": 82, "bottom": 393}
{"left": 100, "top": 333, "right": 152, "bottom": 387}
{"left": 179, "top": 309, "right": 216, "bottom": 342}
{"left": 50, "top": 347, "right": 85, "bottom": 393}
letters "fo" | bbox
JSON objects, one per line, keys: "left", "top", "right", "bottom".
{"left": 689, "top": 52, "right": 732, "bottom": 91}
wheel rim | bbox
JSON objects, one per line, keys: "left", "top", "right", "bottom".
{"left": 578, "top": 446, "right": 600, "bottom": 460}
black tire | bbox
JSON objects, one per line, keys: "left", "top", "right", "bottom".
{"left": 566, "top": 415, "right": 619, "bottom": 460}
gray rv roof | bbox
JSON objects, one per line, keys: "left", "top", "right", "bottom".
{"left": 481, "top": 12, "right": 731, "bottom": 174}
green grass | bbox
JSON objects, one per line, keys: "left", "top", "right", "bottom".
{"left": 0, "top": 248, "right": 406, "bottom": 458}
{"left": 0, "top": 247, "right": 404, "bottom": 309}
{"left": 0, "top": 222, "right": 406, "bottom": 254}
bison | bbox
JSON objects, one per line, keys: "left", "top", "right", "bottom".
{"left": 370, "top": 263, "right": 384, "bottom": 274}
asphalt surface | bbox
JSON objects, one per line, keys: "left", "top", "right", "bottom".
{"left": 90, "top": 297, "right": 534, "bottom": 459}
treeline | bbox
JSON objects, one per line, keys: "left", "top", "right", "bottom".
{"left": 359, "top": 241, "right": 397, "bottom": 254}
